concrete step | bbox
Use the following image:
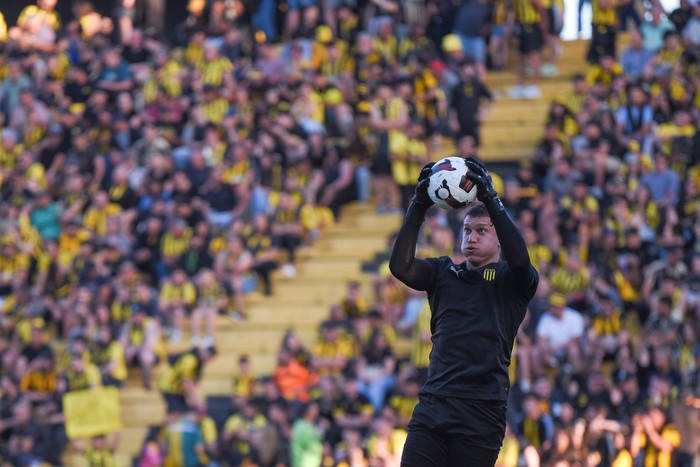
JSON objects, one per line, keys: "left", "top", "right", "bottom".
{"left": 213, "top": 328, "right": 318, "bottom": 352}
{"left": 63, "top": 452, "right": 135, "bottom": 467}
{"left": 481, "top": 144, "right": 534, "bottom": 163}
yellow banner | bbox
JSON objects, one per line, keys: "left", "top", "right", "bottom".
{"left": 63, "top": 387, "right": 122, "bottom": 439}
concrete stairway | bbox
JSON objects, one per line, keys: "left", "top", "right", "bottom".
{"left": 480, "top": 39, "right": 591, "bottom": 163}
{"left": 62, "top": 204, "right": 404, "bottom": 465}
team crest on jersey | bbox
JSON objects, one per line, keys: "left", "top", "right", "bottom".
{"left": 483, "top": 269, "right": 496, "bottom": 281}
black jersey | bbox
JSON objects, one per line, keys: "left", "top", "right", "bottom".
{"left": 420, "top": 257, "right": 537, "bottom": 401}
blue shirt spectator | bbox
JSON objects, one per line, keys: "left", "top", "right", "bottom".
{"left": 620, "top": 29, "right": 653, "bottom": 79}
{"left": 640, "top": 154, "right": 681, "bottom": 207}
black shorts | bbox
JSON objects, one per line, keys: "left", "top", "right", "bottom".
{"left": 162, "top": 392, "right": 189, "bottom": 414}
{"left": 401, "top": 393, "right": 506, "bottom": 466}
{"left": 518, "top": 23, "right": 544, "bottom": 55}
{"left": 129, "top": 352, "right": 161, "bottom": 367}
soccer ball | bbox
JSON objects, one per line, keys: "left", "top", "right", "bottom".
{"left": 427, "top": 157, "right": 478, "bottom": 211}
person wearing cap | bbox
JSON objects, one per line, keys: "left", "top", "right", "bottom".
{"left": 390, "top": 157, "right": 538, "bottom": 466}
{"left": 531, "top": 292, "right": 584, "bottom": 376}
{"left": 441, "top": 33, "right": 463, "bottom": 58}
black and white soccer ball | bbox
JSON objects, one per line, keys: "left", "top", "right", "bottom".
{"left": 427, "top": 156, "right": 478, "bottom": 211}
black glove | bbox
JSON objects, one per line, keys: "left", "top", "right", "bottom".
{"left": 411, "top": 162, "right": 435, "bottom": 207}
{"left": 465, "top": 157, "right": 504, "bottom": 215}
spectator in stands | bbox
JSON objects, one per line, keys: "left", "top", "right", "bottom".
{"left": 162, "top": 411, "right": 206, "bottom": 467}
{"left": 4, "top": 398, "right": 47, "bottom": 465}
{"left": 271, "top": 190, "right": 304, "bottom": 277}
{"left": 641, "top": 5, "right": 677, "bottom": 53}
{"left": 640, "top": 153, "right": 681, "bottom": 209}
{"left": 510, "top": 0, "right": 544, "bottom": 99}
{"left": 191, "top": 268, "right": 228, "bottom": 346}
{"left": 290, "top": 401, "right": 326, "bottom": 467}
{"left": 90, "top": 325, "right": 128, "bottom": 387}
{"left": 332, "top": 375, "right": 374, "bottom": 439}
{"left": 312, "top": 323, "right": 356, "bottom": 377}
{"left": 514, "top": 392, "right": 553, "bottom": 459}
{"left": 586, "top": 292, "right": 627, "bottom": 370}
{"left": 587, "top": 0, "right": 622, "bottom": 64}
{"left": 158, "top": 268, "right": 197, "bottom": 344}
{"left": 451, "top": 0, "right": 492, "bottom": 79}
{"left": 355, "top": 329, "right": 396, "bottom": 411}
{"left": 221, "top": 398, "right": 268, "bottom": 466}
{"left": 620, "top": 28, "right": 654, "bottom": 80}
{"left": 531, "top": 292, "right": 585, "bottom": 377}
{"left": 448, "top": 59, "right": 492, "bottom": 148}
{"left": 615, "top": 83, "right": 654, "bottom": 155}
{"left": 157, "top": 345, "right": 216, "bottom": 416}
{"left": 60, "top": 350, "right": 102, "bottom": 392}
{"left": 273, "top": 348, "right": 314, "bottom": 403}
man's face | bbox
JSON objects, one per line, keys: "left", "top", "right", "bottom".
{"left": 461, "top": 214, "right": 499, "bottom": 267}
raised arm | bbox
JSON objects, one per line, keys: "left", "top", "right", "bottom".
{"left": 465, "top": 158, "right": 535, "bottom": 279}
{"left": 389, "top": 164, "right": 434, "bottom": 290}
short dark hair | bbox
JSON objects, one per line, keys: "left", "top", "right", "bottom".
{"left": 464, "top": 204, "right": 490, "bottom": 219}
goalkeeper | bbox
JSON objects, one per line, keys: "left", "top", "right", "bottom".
{"left": 389, "top": 157, "right": 539, "bottom": 467}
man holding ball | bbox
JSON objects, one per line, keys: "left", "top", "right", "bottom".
{"left": 389, "top": 157, "right": 539, "bottom": 466}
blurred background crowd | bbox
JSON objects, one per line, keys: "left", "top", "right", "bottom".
{"left": 0, "top": 0, "right": 699, "bottom": 465}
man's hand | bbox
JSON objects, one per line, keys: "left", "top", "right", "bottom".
{"left": 465, "top": 157, "right": 497, "bottom": 201}
{"left": 412, "top": 162, "right": 435, "bottom": 207}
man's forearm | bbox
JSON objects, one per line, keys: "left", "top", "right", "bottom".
{"left": 389, "top": 204, "right": 425, "bottom": 280}
{"left": 389, "top": 203, "right": 431, "bottom": 290}
{"left": 488, "top": 198, "right": 532, "bottom": 274}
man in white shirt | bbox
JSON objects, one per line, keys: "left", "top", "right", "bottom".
{"left": 532, "top": 292, "right": 585, "bottom": 376}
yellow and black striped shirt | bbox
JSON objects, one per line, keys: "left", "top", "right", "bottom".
{"left": 202, "top": 97, "right": 229, "bottom": 124}
{"left": 515, "top": 0, "right": 541, "bottom": 25}
{"left": 199, "top": 57, "right": 234, "bottom": 87}
{"left": 66, "top": 364, "right": 102, "bottom": 392}
{"left": 161, "top": 229, "right": 192, "bottom": 258}
{"left": 592, "top": 310, "right": 622, "bottom": 337}
{"left": 84, "top": 446, "right": 115, "bottom": 467}
{"left": 592, "top": 0, "right": 619, "bottom": 26}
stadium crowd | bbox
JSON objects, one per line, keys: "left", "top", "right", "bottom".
{"left": 0, "top": 0, "right": 698, "bottom": 466}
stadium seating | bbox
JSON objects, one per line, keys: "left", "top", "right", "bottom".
{"left": 95, "top": 38, "right": 608, "bottom": 463}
